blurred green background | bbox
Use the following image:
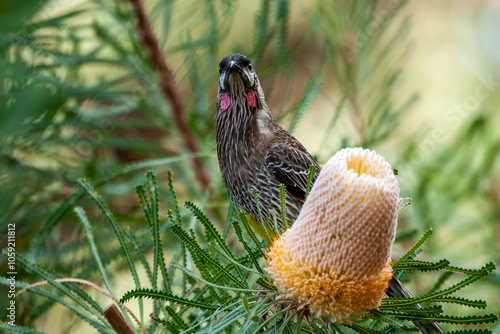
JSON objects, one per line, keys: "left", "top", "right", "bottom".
{"left": 0, "top": 0, "right": 499, "bottom": 332}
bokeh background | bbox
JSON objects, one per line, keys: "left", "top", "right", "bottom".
{"left": 1, "top": 0, "right": 499, "bottom": 332}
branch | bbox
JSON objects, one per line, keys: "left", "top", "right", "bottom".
{"left": 104, "top": 304, "right": 138, "bottom": 334}
{"left": 127, "top": 0, "right": 210, "bottom": 191}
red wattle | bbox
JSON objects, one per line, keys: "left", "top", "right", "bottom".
{"left": 247, "top": 91, "right": 256, "bottom": 108}
{"left": 221, "top": 93, "right": 231, "bottom": 112}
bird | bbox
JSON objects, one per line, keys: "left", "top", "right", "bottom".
{"left": 215, "top": 53, "right": 320, "bottom": 241}
{"left": 215, "top": 53, "right": 443, "bottom": 333}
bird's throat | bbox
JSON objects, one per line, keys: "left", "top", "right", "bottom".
{"left": 221, "top": 93, "right": 231, "bottom": 112}
{"left": 220, "top": 91, "right": 257, "bottom": 112}
{"left": 247, "top": 91, "right": 256, "bottom": 108}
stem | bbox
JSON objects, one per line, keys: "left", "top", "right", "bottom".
{"left": 104, "top": 304, "right": 137, "bottom": 334}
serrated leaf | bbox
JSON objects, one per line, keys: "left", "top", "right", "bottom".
{"left": 185, "top": 201, "right": 234, "bottom": 260}
{"left": 232, "top": 220, "right": 265, "bottom": 275}
{"left": 165, "top": 306, "right": 188, "bottom": 331}
{"left": 167, "top": 170, "right": 181, "bottom": 224}
{"left": 388, "top": 313, "right": 498, "bottom": 325}
{"left": 392, "top": 229, "right": 433, "bottom": 267}
{"left": 238, "top": 212, "right": 267, "bottom": 253}
{"left": 121, "top": 288, "right": 219, "bottom": 310}
{"left": 346, "top": 323, "right": 383, "bottom": 334}
{"left": 445, "top": 330, "right": 493, "bottom": 334}
{"left": 278, "top": 183, "right": 288, "bottom": 230}
{"left": 430, "top": 297, "right": 486, "bottom": 309}
{"left": 383, "top": 273, "right": 489, "bottom": 307}
{"left": 379, "top": 305, "right": 443, "bottom": 315}
{"left": 196, "top": 307, "right": 247, "bottom": 334}
{"left": 170, "top": 223, "right": 247, "bottom": 289}
{"left": 30, "top": 153, "right": 215, "bottom": 258}
{"left": 444, "top": 262, "right": 496, "bottom": 276}
{"left": 146, "top": 172, "right": 171, "bottom": 293}
{"left": 392, "top": 259, "right": 450, "bottom": 271}
{"left": 305, "top": 164, "right": 317, "bottom": 200}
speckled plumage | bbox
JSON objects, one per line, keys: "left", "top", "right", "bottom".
{"left": 215, "top": 54, "right": 320, "bottom": 234}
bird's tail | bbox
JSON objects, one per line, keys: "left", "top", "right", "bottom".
{"left": 246, "top": 215, "right": 276, "bottom": 244}
{"left": 386, "top": 276, "right": 444, "bottom": 333}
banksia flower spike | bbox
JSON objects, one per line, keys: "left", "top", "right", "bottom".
{"left": 265, "top": 147, "right": 400, "bottom": 323}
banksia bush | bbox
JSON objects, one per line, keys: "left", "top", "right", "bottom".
{"left": 3, "top": 0, "right": 499, "bottom": 332}
{"left": 265, "top": 147, "right": 400, "bottom": 323}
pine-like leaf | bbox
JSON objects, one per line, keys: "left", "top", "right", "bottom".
{"left": 74, "top": 207, "right": 116, "bottom": 298}
{"left": 77, "top": 178, "right": 142, "bottom": 295}
{"left": 9, "top": 254, "right": 112, "bottom": 333}
{"left": 0, "top": 323, "right": 48, "bottom": 334}
{"left": 288, "top": 75, "right": 323, "bottom": 135}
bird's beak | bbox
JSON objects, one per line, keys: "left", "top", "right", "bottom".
{"left": 228, "top": 60, "right": 242, "bottom": 73}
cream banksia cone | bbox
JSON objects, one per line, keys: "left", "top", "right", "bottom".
{"left": 265, "top": 147, "right": 400, "bottom": 323}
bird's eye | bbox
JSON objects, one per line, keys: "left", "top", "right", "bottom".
{"left": 248, "top": 64, "right": 253, "bottom": 71}
{"left": 219, "top": 68, "right": 222, "bottom": 75}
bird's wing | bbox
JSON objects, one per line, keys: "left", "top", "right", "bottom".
{"left": 265, "top": 144, "right": 320, "bottom": 200}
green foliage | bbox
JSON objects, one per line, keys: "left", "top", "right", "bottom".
{"left": 287, "top": 76, "right": 323, "bottom": 135}
{"left": 2, "top": 172, "right": 497, "bottom": 333}
{"left": 1, "top": 0, "right": 499, "bottom": 332}
{"left": 305, "top": 164, "right": 318, "bottom": 199}
{"left": 312, "top": 0, "right": 415, "bottom": 149}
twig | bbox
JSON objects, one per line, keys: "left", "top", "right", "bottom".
{"left": 104, "top": 304, "right": 137, "bottom": 334}
{"left": 126, "top": 0, "right": 210, "bottom": 191}
{"left": 16, "top": 277, "right": 146, "bottom": 334}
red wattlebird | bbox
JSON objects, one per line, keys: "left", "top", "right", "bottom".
{"left": 215, "top": 54, "right": 443, "bottom": 333}
{"left": 215, "top": 53, "right": 320, "bottom": 240}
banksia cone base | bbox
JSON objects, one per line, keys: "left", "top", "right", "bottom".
{"left": 265, "top": 148, "right": 400, "bottom": 323}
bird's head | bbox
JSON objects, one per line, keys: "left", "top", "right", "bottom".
{"left": 217, "top": 54, "right": 264, "bottom": 113}
{"left": 218, "top": 53, "right": 256, "bottom": 93}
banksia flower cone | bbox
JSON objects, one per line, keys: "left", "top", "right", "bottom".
{"left": 265, "top": 147, "right": 400, "bottom": 323}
